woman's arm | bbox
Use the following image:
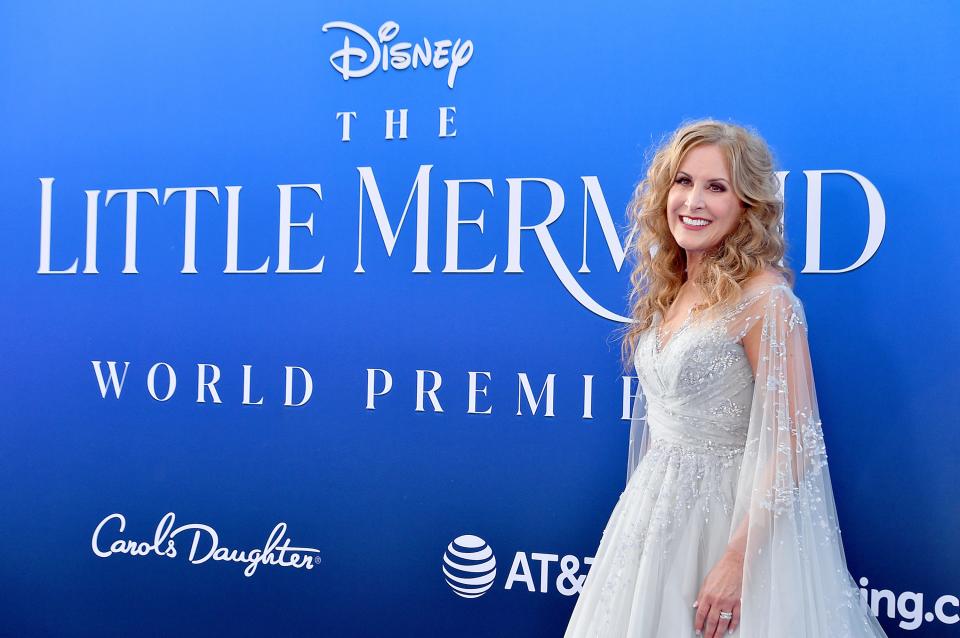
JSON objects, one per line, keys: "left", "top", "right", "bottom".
{"left": 696, "top": 283, "right": 810, "bottom": 637}
{"left": 723, "top": 291, "right": 806, "bottom": 559}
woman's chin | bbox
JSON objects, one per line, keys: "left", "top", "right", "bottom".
{"left": 674, "top": 238, "right": 719, "bottom": 254}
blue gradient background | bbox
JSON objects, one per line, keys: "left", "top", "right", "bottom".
{"left": 1, "top": 1, "right": 957, "bottom": 636}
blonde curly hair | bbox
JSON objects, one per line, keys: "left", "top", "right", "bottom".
{"left": 615, "top": 118, "right": 794, "bottom": 375}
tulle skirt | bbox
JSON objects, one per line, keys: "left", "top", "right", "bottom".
{"left": 565, "top": 437, "right": 744, "bottom": 637}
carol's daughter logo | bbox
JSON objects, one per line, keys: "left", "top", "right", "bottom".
{"left": 92, "top": 512, "right": 321, "bottom": 577}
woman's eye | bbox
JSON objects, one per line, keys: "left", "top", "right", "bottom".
{"left": 674, "top": 177, "right": 725, "bottom": 192}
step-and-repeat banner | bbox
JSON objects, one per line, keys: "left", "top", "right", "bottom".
{"left": 2, "top": 2, "right": 957, "bottom": 636}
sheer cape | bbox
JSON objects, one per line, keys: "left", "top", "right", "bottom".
{"left": 626, "top": 281, "right": 887, "bottom": 637}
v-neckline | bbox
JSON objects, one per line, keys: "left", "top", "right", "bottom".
{"left": 654, "top": 306, "right": 695, "bottom": 354}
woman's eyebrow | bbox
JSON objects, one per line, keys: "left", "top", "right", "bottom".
{"left": 677, "top": 171, "right": 729, "bottom": 184}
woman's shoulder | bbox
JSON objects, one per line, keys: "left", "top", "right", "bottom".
{"left": 722, "top": 268, "right": 799, "bottom": 319}
{"left": 714, "top": 269, "right": 804, "bottom": 337}
{"left": 743, "top": 267, "right": 789, "bottom": 291}
{"left": 740, "top": 268, "right": 795, "bottom": 301}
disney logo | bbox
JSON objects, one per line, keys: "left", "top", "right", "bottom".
{"left": 321, "top": 20, "right": 474, "bottom": 88}
{"left": 92, "top": 512, "right": 321, "bottom": 577}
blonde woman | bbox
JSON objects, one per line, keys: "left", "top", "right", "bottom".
{"left": 565, "top": 120, "right": 888, "bottom": 637}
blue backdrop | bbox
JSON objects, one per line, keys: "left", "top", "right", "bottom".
{"left": 1, "top": 1, "right": 957, "bottom": 636}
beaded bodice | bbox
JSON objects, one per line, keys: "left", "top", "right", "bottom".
{"left": 634, "top": 305, "right": 756, "bottom": 457}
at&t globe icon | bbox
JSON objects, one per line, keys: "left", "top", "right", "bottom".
{"left": 442, "top": 534, "right": 497, "bottom": 598}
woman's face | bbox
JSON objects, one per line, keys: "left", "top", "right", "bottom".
{"left": 666, "top": 144, "right": 744, "bottom": 255}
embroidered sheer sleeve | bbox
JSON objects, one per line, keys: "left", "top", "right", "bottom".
{"left": 724, "top": 283, "right": 887, "bottom": 636}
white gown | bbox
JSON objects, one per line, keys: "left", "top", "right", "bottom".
{"left": 565, "top": 280, "right": 888, "bottom": 637}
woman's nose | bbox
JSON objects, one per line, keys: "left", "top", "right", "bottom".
{"left": 686, "top": 187, "right": 705, "bottom": 211}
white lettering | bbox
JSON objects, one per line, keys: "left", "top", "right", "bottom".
{"left": 365, "top": 368, "right": 393, "bottom": 409}
{"left": 337, "top": 111, "right": 358, "bottom": 142}
{"left": 802, "top": 170, "right": 885, "bottom": 273}
{"left": 504, "top": 552, "right": 535, "bottom": 592}
{"left": 355, "top": 165, "right": 433, "bottom": 274}
{"left": 443, "top": 179, "right": 495, "bottom": 273}
{"left": 37, "top": 177, "right": 79, "bottom": 274}
{"left": 163, "top": 186, "right": 220, "bottom": 274}
{"left": 91, "top": 512, "right": 320, "bottom": 577}
{"left": 277, "top": 184, "right": 325, "bottom": 274}
{"left": 146, "top": 362, "right": 176, "bottom": 401}
{"left": 197, "top": 363, "right": 222, "bottom": 404}
{"left": 284, "top": 366, "right": 313, "bottom": 407}
{"left": 242, "top": 364, "right": 264, "bottom": 406}
{"left": 225, "top": 185, "right": 270, "bottom": 274}
{"left": 103, "top": 188, "right": 161, "bottom": 274}
{"left": 91, "top": 360, "right": 130, "bottom": 399}
{"left": 517, "top": 373, "right": 555, "bottom": 417}
{"left": 415, "top": 370, "right": 443, "bottom": 412}
{"left": 321, "top": 21, "right": 473, "bottom": 89}
{"left": 467, "top": 371, "right": 492, "bottom": 415}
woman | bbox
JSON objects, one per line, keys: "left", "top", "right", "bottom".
{"left": 564, "top": 119, "right": 888, "bottom": 637}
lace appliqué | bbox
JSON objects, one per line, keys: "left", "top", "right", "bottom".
{"left": 679, "top": 338, "right": 745, "bottom": 390}
{"left": 710, "top": 397, "right": 747, "bottom": 419}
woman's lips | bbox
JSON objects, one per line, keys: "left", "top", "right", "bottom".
{"left": 680, "top": 215, "right": 712, "bottom": 230}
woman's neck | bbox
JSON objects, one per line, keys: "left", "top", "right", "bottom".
{"left": 684, "top": 250, "right": 705, "bottom": 282}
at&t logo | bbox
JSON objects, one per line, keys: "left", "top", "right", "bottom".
{"left": 442, "top": 534, "right": 497, "bottom": 598}
{"left": 442, "top": 534, "right": 592, "bottom": 598}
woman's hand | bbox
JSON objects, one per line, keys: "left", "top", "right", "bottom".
{"left": 693, "top": 549, "right": 744, "bottom": 637}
